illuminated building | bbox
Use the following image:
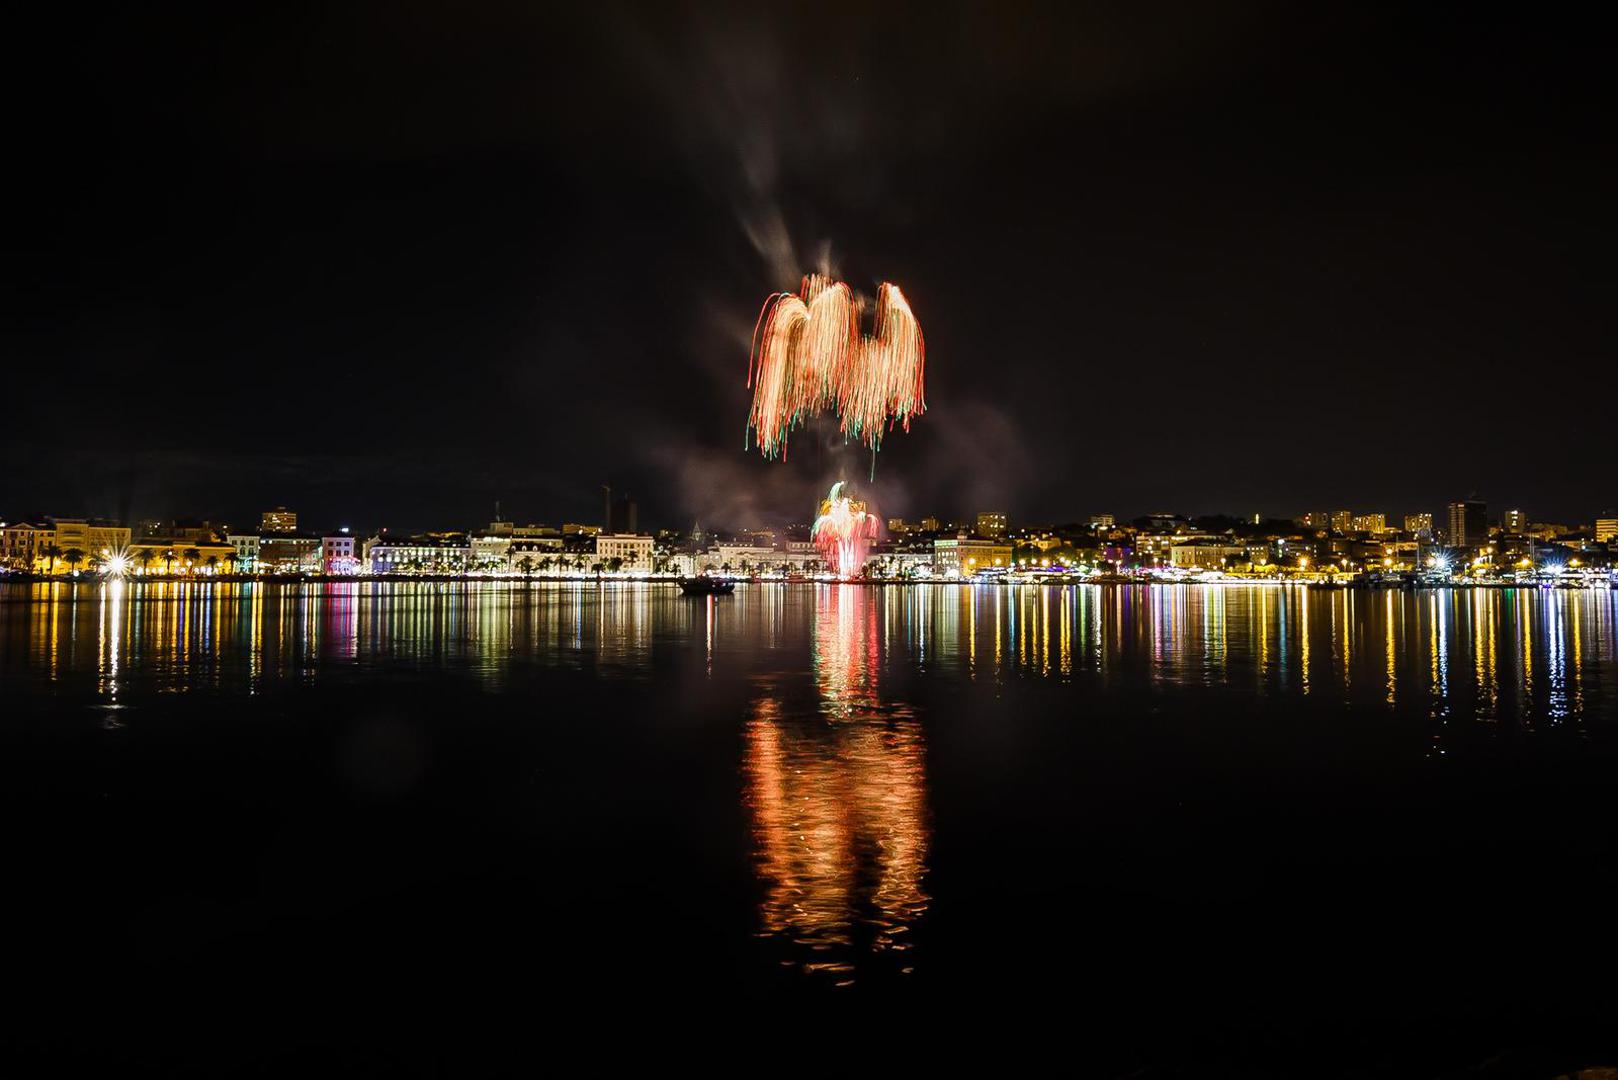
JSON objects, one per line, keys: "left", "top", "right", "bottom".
{"left": 1503, "top": 508, "right": 1527, "bottom": 534}
{"left": 1404, "top": 512, "right": 1433, "bottom": 537}
{"left": 711, "top": 543, "right": 782, "bottom": 573}
{"left": 1596, "top": 516, "right": 1618, "bottom": 543}
{"left": 919, "top": 516, "right": 941, "bottom": 532}
{"left": 506, "top": 538, "right": 564, "bottom": 571}
{"left": 260, "top": 506, "right": 297, "bottom": 533}
{"left": 932, "top": 534, "right": 1012, "bottom": 575}
{"left": 2, "top": 518, "right": 133, "bottom": 573}
{"left": 1330, "top": 510, "right": 1353, "bottom": 534}
{"left": 227, "top": 534, "right": 260, "bottom": 573}
{"left": 562, "top": 523, "right": 600, "bottom": 537}
{"left": 259, "top": 534, "right": 322, "bottom": 573}
{"left": 886, "top": 517, "right": 909, "bottom": 533}
{"left": 1299, "top": 511, "right": 1331, "bottom": 530}
{"left": 1349, "top": 513, "right": 1386, "bottom": 534}
{"left": 127, "top": 538, "right": 236, "bottom": 573}
{"left": 1169, "top": 541, "right": 1248, "bottom": 569}
{"left": 975, "top": 511, "right": 1008, "bottom": 540}
{"left": 1, "top": 522, "right": 50, "bottom": 570}
{"left": 595, "top": 533, "right": 653, "bottom": 572}
{"left": 1447, "top": 500, "right": 1487, "bottom": 547}
{"left": 322, "top": 533, "right": 357, "bottom": 574}
{"left": 363, "top": 535, "right": 469, "bottom": 574}
{"left": 1088, "top": 513, "right": 1115, "bottom": 530}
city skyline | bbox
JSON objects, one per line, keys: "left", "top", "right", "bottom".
{"left": 4, "top": 491, "right": 1614, "bottom": 542}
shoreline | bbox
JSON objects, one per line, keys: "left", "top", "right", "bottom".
{"left": 1, "top": 573, "right": 1610, "bottom": 590}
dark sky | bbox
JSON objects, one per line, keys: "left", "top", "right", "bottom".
{"left": 6, "top": 3, "right": 1613, "bottom": 533}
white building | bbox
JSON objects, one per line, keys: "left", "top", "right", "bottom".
{"left": 932, "top": 535, "right": 1013, "bottom": 576}
{"left": 712, "top": 544, "right": 781, "bottom": 574}
{"left": 363, "top": 536, "right": 470, "bottom": 575}
{"left": 227, "top": 534, "right": 261, "bottom": 573}
{"left": 470, "top": 534, "right": 513, "bottom": 571}
{"left": 1169, "top": 542, "right": 1248, "bottom": 569}
{"left": 322, "top": 534, "right": 358, "bottom": 575}
{"left": 594, "top": 533, "right": 653, "bottom": 572}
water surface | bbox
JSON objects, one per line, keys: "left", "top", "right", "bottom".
{"left": 3, "top": 580, "right": 1615, "bottom": 1069}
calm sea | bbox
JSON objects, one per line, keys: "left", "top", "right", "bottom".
{"left": 2, "top": 579, "right": 1615, "bottom": 1070}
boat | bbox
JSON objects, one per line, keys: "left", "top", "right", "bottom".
{"left": 679, "top": 577, "right": 735, "bottom": 596}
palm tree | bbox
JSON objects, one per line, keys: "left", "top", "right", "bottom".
{"left": 573, "top": 555, "right": 585, "bottom": 574}
{"left": 518, "top": 556, "right": 535, "bottom": 577}
{"left": 161, "top": 549, "right": 176, "bottom": 575}
{"left": 537, "top": 556, "right": 553, "bottom": 576}
{"left": 591, "top": 561, "right": 605, "bottom": 578}
{"left": 135, "top": 548, "right": 156, "bottom": 575}
{"left": 222, "top": 552, "right": 237, "bottom": 575}
{"left": 62, "top": 548, "right": 86, "bottom": 574}
{"left": 205, "top": 555, "right": 219, "bottom": 575}
{"left": 183, "top": 548, "right": 201, "bottom": 574}
{"left": 607, "top": 556, "right": 623, "bottom": 574}
{"left": 41, "top": 543, "right": 63, "bottom": 575}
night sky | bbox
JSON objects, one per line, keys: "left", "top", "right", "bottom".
{"left": 7, "top": 4, "right": 1613, "bottom": 533}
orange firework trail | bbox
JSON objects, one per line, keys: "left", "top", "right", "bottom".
{"left": 745, "top": 274, "right": 926, "bottom": 463}
{"left": 811, "top": 481, "right": 880, "bottom": 580}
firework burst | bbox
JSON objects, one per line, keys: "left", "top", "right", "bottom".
{"left": 811, "top": 481, "right": 879, "bottom": 580}
{"left": 746, "top": 274, "right": 925, "bottom": 462}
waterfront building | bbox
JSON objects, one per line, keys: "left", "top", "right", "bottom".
{"left": 470, "top": 532, "right": 514, "bottom": 571}
{"left": 507, "top": 538, "right": 565, "bottom": 572}
{"left": 932, "top": 534, "right": 1013, "bottom": 576}
{"left": 127, "top": 538, "right": 236, "bottom": 574}
{"left": 1169, "top": 542, "right": 1248, "bottom": 569}
{"left": 322, "top": 533, "right": 358, "bottom": 574}
{"left": 595, "top": 533, "right": 653, "bottom": 572}
{"left": 363, "top": 535, "right": 470, "bottom": 575}
{"left": 259, "top": 534, "right": 322, "bottom": 573}
{"left": 975, "top": 511, "right": 1008, "bottom": 540}
{"left": 1447, "top": 500, "right": 1487, "bottom": 548}
{"left": 866, "top": 550, "right": 933, "bottom": 578}
{"left": 1, "top": 521, "right": 51, "bottom": 570}
{"left": 712, "top": 543, "right": 780, "bottom": 574}
{"left": 227, "top": 534, "right": 261, "bottom": 573}
{"left": 1, "top": 518, "right": 133, "bottom": 573}
{"left": 260, "top": 507, "right": 297, "bottom": 533}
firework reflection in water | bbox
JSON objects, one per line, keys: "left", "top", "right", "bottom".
{"left": 742, "top": 587, "right": 929, "bottom": 985}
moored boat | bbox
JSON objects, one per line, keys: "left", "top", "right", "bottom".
{"left": 679, "top": 577, "right": 735, "bottom": 596}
